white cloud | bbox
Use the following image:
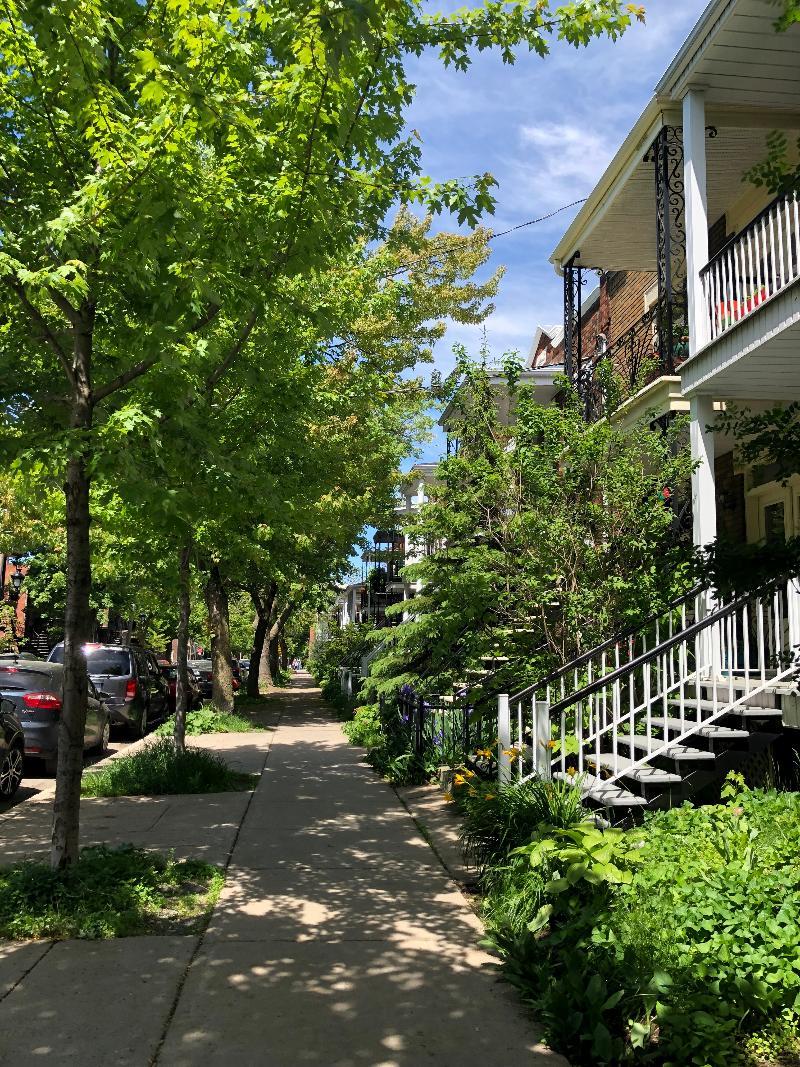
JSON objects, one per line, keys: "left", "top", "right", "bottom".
{"left": 515, "top": 120, "right": 613, "bottom": 209}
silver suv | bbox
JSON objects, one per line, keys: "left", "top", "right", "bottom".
{"left": 48, "top": 643, "right": 169, "bottom": 738}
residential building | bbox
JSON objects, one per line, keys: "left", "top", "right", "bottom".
{"left": 492, "top": 0, "right": 800, "bottom": 814}
{"left": 551, "top": 0, "right": 799, "bottom": 555}
{"left": 333, "top": 462, "right": 439, "bottom": 630}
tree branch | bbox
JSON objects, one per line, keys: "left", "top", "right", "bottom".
{"left": 205, "top": 307, "right": 259, "bottom": 399}
{"left": 93, "top": 356, "right": 160, "bottom": 403}
{"left": 3, "top": 276, "right": 75, "bottom": 387}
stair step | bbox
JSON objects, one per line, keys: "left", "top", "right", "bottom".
{"left": 586, "top": 753, "right": 682, "bottom": 784}
{"left": 650, "top": 716, "right": 749, "bottom": 740}
{"left": 618, "top": 733, "right": 715, "bottom": 761}
{"left": 669, "top": 698, "right": 782, "bottom": 718}
{"left": 554, "top": 771, "right": 647, "bottom": 808}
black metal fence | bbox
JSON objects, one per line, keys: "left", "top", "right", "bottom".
{"left": 389, "top": 689, "right": 496, "bottom": 766}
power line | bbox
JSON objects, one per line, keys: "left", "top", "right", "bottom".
{"left": 380, "top": 196, "right": 588, "bottom": 279}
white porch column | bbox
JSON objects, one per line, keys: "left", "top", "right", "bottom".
{"left": 690, "top": 393, "right": 717, "bottom": 551}
{"left": 683, "top": 88, "right": 709, "bottom": 355}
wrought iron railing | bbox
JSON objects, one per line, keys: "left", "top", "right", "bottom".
{"left": 577, "top": 295, "right": 688, "bottom": 422}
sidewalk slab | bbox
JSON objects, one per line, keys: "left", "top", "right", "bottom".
{"left": 0, "top": 941, "right": 52, "bottom": 999}
{"left": 0, "top": 792, "right": 251, "bottom": 868}
{"left": 204, "top": 865, "right": 481, "bottom": 944}
{"left": 160, "top": 938, "right": 560, "bottom": 1067}
{"left": 0, "top": 936, "right": 198, "bottom": 1067}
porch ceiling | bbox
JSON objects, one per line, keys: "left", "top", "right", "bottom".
{"left": 663, "top": 0, "right": 800, "bottom": 111}
{"left": 569, "top": 125, "right": 781, "bottom": 273}
{"left": 553, "top": 0, "right": 800, "bottom": 274}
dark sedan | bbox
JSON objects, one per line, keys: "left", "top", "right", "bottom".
{"left": 0, "top": 660, "right": 109, "bottom": 775}
{"left": 0, "top": 696, "right": 24, "bottom": 798}
{"left": 158, "top": 661, "right": 202, "bottom": 713}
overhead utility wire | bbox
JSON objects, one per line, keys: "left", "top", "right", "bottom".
{"left": 382, "top": 196, "right": 588, "bottom": 279}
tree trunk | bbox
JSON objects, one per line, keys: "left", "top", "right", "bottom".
{"left": 248, "top": 613, "right": 268, "bottom": 697}
{"left": 51, "top": 312, "right": 94, "bottom": 870}
{"left": 174, "top": 543, "right": 192, "bottom": 753}
{"left": 264, "top": 599, "right": 295, "bottom": 689}
{"left": 205, "top": 563, "right": 234, "bottom": 713}
{"left": 279, "top": 636, "right": 288, "bottom": 672}
{"left": 259, "top": 631, "right": 273, "bottom": 692}
{"left": 247, "top": 581, "right": 276, "bottom": 698}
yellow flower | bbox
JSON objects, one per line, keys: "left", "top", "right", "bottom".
{"left": 453, "top": 774, "right": 466, "bottom": 787}
{"left": 546, "top": 740, "right": 557, "bottom": 750}
{"left": 502, "top": 747, "right": 522, "bottom": 762}
{"left": 567, "top": 767, "right": 577, "bottom": 778}
{"left": 462, "top": 768, "right": 476, "bottom": 779}
{"left": 484, "top": 793, "right": 496, "bottom": 801}
{"left": 443, "top": 791, "right": 454, "bottom": 802}
{"left": 474, "top": 747, "right": 493, "bottom": 759}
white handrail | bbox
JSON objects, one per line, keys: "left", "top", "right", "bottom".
{"left": 503, "top": 578, "right": 799, "bottom": 788}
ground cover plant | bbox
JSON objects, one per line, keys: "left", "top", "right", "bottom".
{"left": 155, "top": 707, "right": 266, "bottom": 737}
{"left": 0, "top": 845, "right": 223, "bottom": 939}
{"left": 81, "top": 739, "right": 256, "bottom": 797}
{"left": 476, "top": 772, "right": 800, "bottom": 1066}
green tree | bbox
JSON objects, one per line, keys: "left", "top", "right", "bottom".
{"left": 367, "top": 351, "right": 694, "bottom": 699}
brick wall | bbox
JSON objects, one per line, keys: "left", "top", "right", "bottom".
{"left": 551, "top": 269, "right": 657, "bottom": 367}
{"left": 607, "top": 270, "right": 657, "bottom": 344}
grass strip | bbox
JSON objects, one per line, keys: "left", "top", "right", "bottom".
{"left": 154, "top": 706, "right": 266, "bottom": 736}
{"left": 81, "top": 738, "right": 256, "bottom": 797}
{"left": 0, "top": 845, "right": 224, "bottom": 939}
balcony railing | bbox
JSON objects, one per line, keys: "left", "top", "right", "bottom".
{"left": 577, "top": 295, "right": 688, "bottom": 422}
{"left": 701, "top": 190, "right": 800, "bottom": 345}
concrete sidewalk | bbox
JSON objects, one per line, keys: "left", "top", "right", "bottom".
{"left": 0, "top": 677, "right": 563, "bottom": 1067}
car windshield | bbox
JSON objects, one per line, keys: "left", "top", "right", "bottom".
{"left": 50, "top": 646, "right": 132, "bottom": 676}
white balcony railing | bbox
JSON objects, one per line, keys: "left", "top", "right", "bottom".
{"left": 701, "top": 190, "right": 800, "bottom": 345}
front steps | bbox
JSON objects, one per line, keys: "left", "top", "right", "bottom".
{"left": 570, "top": 678, "right": 786, "bottom": 815}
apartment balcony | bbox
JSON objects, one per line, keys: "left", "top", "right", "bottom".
{"left": 577, "top": 296, "right": 689, "bottom": 422}
{"left": 682, "top": 190, "right": 800, "bottom": 399}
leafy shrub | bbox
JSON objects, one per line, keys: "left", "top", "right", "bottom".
{"left": 482, "top": 775, "right": 800, "bottom": 1066}
{"left": 342, "top": 699, "right": 437, "bottom": 785}
{"left": 456, "top": 774, "right": 586, "bottom": 877}
{"left": 308, "top": 622, "right": 373, "bottom": 694}
{"left": 81, "top": 739, "right": 256, "bottom": 797}
{"left": 155, "top": 707, "right": 265, "bottom": 736}
{"left": 0, "top": 845, "right": 223, "bottom": 939}
{"left": 342, "top": 704, "right": 383, "bottom": 748}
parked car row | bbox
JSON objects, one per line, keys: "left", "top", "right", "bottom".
{"left": 0, "top": 641, "right": 224, "bottom": 802}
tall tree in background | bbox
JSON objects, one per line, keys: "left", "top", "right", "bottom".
{"left": 367, "top": 352, "right": 694, "bottom": 699}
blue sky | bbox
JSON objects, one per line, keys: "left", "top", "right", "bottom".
{"left": 406, "top": 0, "right": 708, "bottom": 462}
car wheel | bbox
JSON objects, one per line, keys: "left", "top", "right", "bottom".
{"left": 97, "top": 718, "right": 110, "bottom": 753}
{"left": 0, "top": 744, "right": 24, "bottom": 798}
{"left": 138, "top": 705, "right": 148, "bottom": 737}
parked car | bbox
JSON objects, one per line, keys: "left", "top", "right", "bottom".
{"left": 188, "top": 658, "right": 213, "bottom": 698}
{"left": 157, "top": 660, "right": 202, "bottom": 713}
{"left": 0, "top": 696, "right": 24, "bottom": 798}
{"left": 0, "top": 660, "right": 109, "bottom": 775}
{"left": 187, "top": 658, "right": 241, "bottom": 696}
{"left": 48, "top": 643, "right": 169, "bottom": 738}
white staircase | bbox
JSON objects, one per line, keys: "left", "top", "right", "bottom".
{"left": 498, "top": 577, "right": 798, "bottom": 814}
